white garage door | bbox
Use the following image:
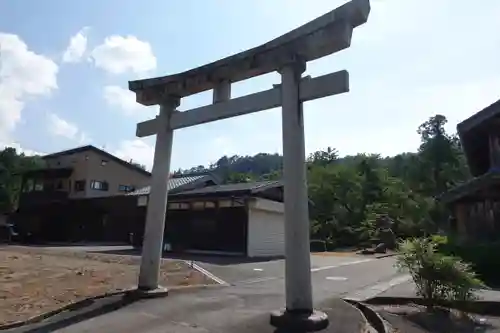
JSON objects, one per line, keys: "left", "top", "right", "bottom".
{"left": 247, "top": 198, "right": 285, "bottom": 257}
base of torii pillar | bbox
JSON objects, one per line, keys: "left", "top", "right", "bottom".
{"left": 270, "top": 61, "right": 328, "bottom": 332}
{"left": 270, "top": 309, "right": 329, "bottom": 332}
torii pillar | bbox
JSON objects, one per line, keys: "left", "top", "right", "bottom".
{"left": 128, "top": 0, "right": 370, "bottom": 330}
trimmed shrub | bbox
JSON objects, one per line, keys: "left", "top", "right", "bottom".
{"left": 395, "top": 237, "right": 484, "bottom": 308}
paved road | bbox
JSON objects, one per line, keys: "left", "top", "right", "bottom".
{"left": 17, "top": 245, "right": 408, "bottom": 332}
{"left": 44, "top": 256, "right": 405, "bottom": 333}
{"left": 194, "top": 254, "right": 375, "bottom": 285}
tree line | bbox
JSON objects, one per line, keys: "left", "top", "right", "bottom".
{"left": 176, "top": 114, "right": 470, "bottom": 247}
{"left": 1, "top": 115, "right": 470, "bottom": 247}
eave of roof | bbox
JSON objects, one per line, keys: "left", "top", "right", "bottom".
{"left": 171, "top": 180, "right": 283, "bottom": 197}
{"left": 42, "top": 145, "right": 151, "bottom": 177}
{"left": 439, "top": 171, "right": 500, "bottom": 204}
{"left": 127, "top": 174, "right": 216, "bottom": 196}
{"left": 457, "top": 99, "right": 500, "bottom": 134}
{"left": 457, "top": 98, "right": 500, "bottom": 177}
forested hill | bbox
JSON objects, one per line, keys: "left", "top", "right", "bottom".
{"left": 175, "top": 114, "right": 471, "bottom": 193}
{"left": 1, "top": 114, "right": 472, "bottom": 247}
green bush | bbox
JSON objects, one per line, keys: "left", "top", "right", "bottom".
{"left": 438, "top": 238, "right": 500, "bottom": 287}
{"left": 395, "top": 237, "right": 484, "bottom": 308}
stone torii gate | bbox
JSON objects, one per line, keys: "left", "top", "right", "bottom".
{"left": 128, "top": 0, "right": 370, "bottom": 330}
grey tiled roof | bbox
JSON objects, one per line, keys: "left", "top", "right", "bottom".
{"left": 127, "top": 175, "right": 209, "bottom": 196}
{"left": 172, "top": 180, "right": 282, "bottom": 196}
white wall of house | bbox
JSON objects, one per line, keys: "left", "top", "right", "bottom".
{"left": 247, "top": 198, "right": 285, "bottom": 258}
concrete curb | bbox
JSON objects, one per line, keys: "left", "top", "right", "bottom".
{"left": 0, "top": 283, "right": 216, "bottom": 331}
{"left": 374, "top": 253, "right": 397, "bottom": 259}
{"left": 0, "top": 290, "right": 129, "bottom": 331}
{"left": 183, "top": 260, "right": 230, "bottom": 286}
{"left": 364, "top": 296, "right": 500, "bottom": 316}
{"left": 343, "top": 299, "right": 388, "bottom": 333}
{"left": 355, "top": 253, "right": 397, "bottom": 260}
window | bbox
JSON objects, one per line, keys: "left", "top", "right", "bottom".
{"left": 56, "top": 180, "right": 63, "bottom": 190}
{"left": 118, "top": 185, "right": 134, "bottom": 192}
{"left": 168, "top": 202, "right": 189, "bottom": 210}
{"left": 91, "top": 180, "right": 109, "bottom": 191}
{"left": 74, "top": 180, "right": 86, "bottom": 192}
{"left": 168, "top": 203, "right": 181, "bottom": 209}
{"left": 101, "top": 159, "right": 108, "bottom": 166}
{"left": 84, "top": 155, "right": 89, "bottom": 161}
{"left": 192, "top": 201, "right": 205, "bottom": 210}
{"left": 34, "top": 180, "right": 44, "bottom": 191}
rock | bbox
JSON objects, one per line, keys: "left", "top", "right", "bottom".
{"left": 374, "top": 243, "right": 387, "bottom": 253}
{"left": 379, "top": 228, "right": 396, "bottom": 250}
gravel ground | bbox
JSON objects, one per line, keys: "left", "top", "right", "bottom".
{"left": 0, "top": 246, "right": 214, "bottom": 326}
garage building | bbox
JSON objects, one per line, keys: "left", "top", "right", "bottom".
{"left": 130, "top": 180, "right": 285, "bottom": 258}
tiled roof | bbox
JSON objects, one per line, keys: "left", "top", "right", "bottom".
{"left": 127, "top": 175, "right": 210, "bottom": 196}
{"left": 42, "top": 145, "right": 151, "bottom": 177}
{"left": 172, "top": 180, "right": 282, "bottom": 196}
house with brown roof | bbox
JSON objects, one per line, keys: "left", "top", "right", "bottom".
{"left": 18, "top": 145, "right": 152, "bottom": 208}
{"left": 441, "top": 98, "right": 500, "bottom": 241}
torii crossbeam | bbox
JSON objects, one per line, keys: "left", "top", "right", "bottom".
{"left": 128, "top": 0, "right": 370, "bottom": 330}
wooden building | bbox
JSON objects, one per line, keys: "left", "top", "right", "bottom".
{"left": 129, "top": 181, "right": 285, "bottom": 258}
{"left": 11, "top": 172, "right": 219, "bottom": 244}
{"left": 12, "top": 172, "right": 286, "bottom": 258}
{"left": 441, "top": 99, "right": 500, "bottom": 241}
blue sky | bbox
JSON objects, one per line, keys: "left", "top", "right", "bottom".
{"left": 1, "top": 0, "right": 500, "bottom": 170}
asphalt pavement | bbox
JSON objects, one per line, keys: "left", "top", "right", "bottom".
{"left": 12, "top": 245, "right": 409, "bottom": 332}
{"left": 43, "top": 257, "right": 401, "bottom": 333}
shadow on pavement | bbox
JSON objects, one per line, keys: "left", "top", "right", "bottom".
{"left": 88, "top": 248, "right": 283, "bottom": 266}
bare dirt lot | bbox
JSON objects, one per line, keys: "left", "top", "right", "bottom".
{"left": 0, "top": 246, "right": 215, "bottom": 326}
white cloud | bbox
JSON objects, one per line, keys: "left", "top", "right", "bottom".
{"left": 0, "top": 33, "right": 58, "bottom": 142}
{"left": 113, "top": 139, "right": 154, "bottom": 170}
{"left": 47, "top": 113, "right": 90, "bottom": 144}
{"left": 62, "top": 27, "right": 89, "bottom": 63}
{"left": 0, "top": 141, "right": 45, "bottom": 156}
{"left": 90, "top": 35, "right": 156, "bottom": 75}
{"left": 103, "top": 85, "right": 147, "bottom": 116}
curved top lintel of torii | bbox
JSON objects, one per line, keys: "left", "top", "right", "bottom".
{"left": 128, "top": 0, "right": 371, "bottom": 105}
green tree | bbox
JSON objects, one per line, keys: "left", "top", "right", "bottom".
{"left": 417, "top": 115, "right": 468, "bottom": 196}
{"left": 307, "top": 147, "right": 338, "bottom": 167}
{"left": 225, "top": 172, "right": 256, "bottom": 184}
{"left": 0, "top": 147, "right": 45, "bottom": 212}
